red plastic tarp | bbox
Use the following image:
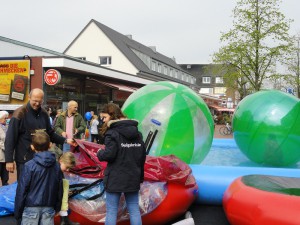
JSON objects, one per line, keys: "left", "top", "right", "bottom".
{"left": 70, "top": 139, "right": 195, "bottom": 187}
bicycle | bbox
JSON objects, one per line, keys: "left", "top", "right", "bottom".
{"left": 219, "top": 123, "right": 232, "bottom": 135}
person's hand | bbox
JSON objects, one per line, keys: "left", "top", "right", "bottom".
{"left": 67, "top": 138, "right": 77, "bottom": 147}
{"left": 6, "top": 162, "right": 15, "bottom": 173}
{"left": 74, "top": 129, "right": 78, "bottom": 135}
{"left": 61, "top": 132, "right": 67, "bottom": 138}
{"left": 97, "top": 147, "right": 104, "bottom": 153}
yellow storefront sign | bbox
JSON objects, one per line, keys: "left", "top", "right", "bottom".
{"left": 0, "top": 60, "right": 30, "bottom": 105}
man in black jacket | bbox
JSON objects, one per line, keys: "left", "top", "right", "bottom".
{"left": 5, "top": 88, "right": 74, "bottom": 180}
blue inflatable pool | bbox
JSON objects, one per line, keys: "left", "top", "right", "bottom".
{"left": 191, "top": 139, "right": 300, "bottom": 205}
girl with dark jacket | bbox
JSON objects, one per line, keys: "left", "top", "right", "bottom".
{"left": 97, "top": 103, "right": 146, "bottom": 225}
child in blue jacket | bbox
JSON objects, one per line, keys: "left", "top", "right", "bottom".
{"left": 14, "top": 131, "right": 63, "bottom": 225}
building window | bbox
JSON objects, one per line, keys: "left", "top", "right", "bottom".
{"left": 202, "top": 77, "right": 211, "bottom": 84}
{"left": 158, "top": 63, "right": 162, "bottom": 73}
{"left": 215, "top": 77, "right": 224, "bottom": 84}
{"left": 199, "top": 88, "right": 213, "bottom": 94}
{"left": 175, "top": 70, "right": 178, "bottom": 79}
{"left": 191, "top": 77, "right": 196, "bottom": 84}
{"left": 99, "top": 56, "right": 112, "bottom": 65}
{"left": 177, "top": 73, "right": 182, "bottom": 80}
{"left": 151, "top": 61, "right": 156, "bottom": 71}
{"left": 170, "top": 69, "right": 173, "bottom": 77}
{"left": 214, "top": 87, "right": 227, "bottom": 95}
{"left": 164, "top": 66, "right": 168, "bottom": 75}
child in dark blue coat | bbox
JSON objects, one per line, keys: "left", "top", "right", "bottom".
{"left": 14, "top": 131, "right": 63, "bottom": 225}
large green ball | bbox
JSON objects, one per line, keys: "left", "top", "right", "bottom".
{"left": 233, "top": 90, "right": 300, "bottom": 167}
{"left": 122, "top": 81, "right": 214, "bottom": 164}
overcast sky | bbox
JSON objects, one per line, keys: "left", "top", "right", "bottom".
{"left": 1, "top": 0, "right": 299, "bottom": 64}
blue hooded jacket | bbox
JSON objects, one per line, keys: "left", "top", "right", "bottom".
{"left": 14, "top": 151, "right": 63, "bottom": 220}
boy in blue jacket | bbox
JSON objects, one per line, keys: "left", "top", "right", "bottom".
{"left": 14, "top": 131, "right": 63, "bottom": 225}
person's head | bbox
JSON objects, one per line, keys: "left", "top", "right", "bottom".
{"left": 90, "top": 111, "right": 94, "bottom": 116}
{"left": 29, "top": 88, "right": 44, "bottom": 111}
{"left": 31, "top": 131, "right": 51, "bottom": 152}
{"left": 101, "top": 103, "right": 125, "bottom": 123}
{"left": 100, "top": 103, "right": 126, "bottom": 135}
{"left": 0, "top": 111, "right": 9, "bottom": 125}
{"left": 99, "top": 112, "right": 104, "bottom": 121}
{"left": 59, "top": 152, "right": 76, "bottom": 172}
{"left": 67, "top": 100, "right": 78, "bottom": 115}
{"left": 45, "top": 106, "right": 52, "bottom": 116}
{"left": 56, "top": 108, "right": 62, "bottom": 117}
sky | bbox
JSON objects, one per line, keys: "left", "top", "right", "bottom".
{"left": 1, "top": 0, "right": 300, "bottom": 64}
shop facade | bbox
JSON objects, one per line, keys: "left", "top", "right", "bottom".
{"left": 0, "top": 55, "right": 152, "bottom": 116}
{"left": 38, "top": 56, "right": 149, "bottom": 116}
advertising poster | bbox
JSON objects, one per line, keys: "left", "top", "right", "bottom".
{"left": 0, "top": 60, "right": 30, "bottom": 110}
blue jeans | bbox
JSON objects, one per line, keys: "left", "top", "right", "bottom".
{"left": 62, "top": 143, "right": 70, "bottom": 153}
{"left": 21, "top": 207, "right": 55, "bottom": 225}
{"left": 105, "top": 191, "right": 142, "bottom": 225}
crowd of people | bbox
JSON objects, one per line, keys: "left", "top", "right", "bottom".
{"left": 1, "top": 88, "right": 146, "bottom": 225}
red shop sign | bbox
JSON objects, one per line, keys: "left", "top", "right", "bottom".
{"left": 44, "top": 69, "right": 61, "bottom": 85}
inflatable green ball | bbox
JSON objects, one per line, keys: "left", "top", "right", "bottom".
{"left": 122, "top": 81, "right": 214, "bottom": 164}
{"left": 233, "top": 90, "right": 300, "bottom": 167}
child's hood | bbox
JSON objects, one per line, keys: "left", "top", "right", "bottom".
{"left": 33, "top": 151, "right": 57, "bottom": 168}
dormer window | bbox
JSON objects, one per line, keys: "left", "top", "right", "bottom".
{"left": 99, "top": 56, "right": 112, "bottom": 65}
{"left": 202, "top": 76, "right": 211, "bottom": 84}
{"left": 215, "top": 77, "right": 224, "bottom": 84}
{"left": 151, "top": 61, "right": 157, "bottom": 71}
{"left": 158, "top": 63, "right": 162, "bottom": 73}
{"left": 164, "top": 66, "right": 168, "bottom": 75}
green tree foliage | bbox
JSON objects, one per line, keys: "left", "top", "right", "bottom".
{"left": 213, "top": 0, "right": 293, "bottom": 96}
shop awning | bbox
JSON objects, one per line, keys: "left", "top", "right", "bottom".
{"left": 87, "top": 77, "right": 139, "bottom": 93}
{"left": 100, "top": 81, "right": 138, "bottom": 93}
{"left": 209, "top": 104, "right": 235, "bottom": 113}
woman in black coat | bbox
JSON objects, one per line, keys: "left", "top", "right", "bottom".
{"left": 97, "top": 103, "right": 146, "bottom": 225}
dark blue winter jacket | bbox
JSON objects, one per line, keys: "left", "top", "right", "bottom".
{"left": 14, "top": 151, "right": 63, "bottom": 220}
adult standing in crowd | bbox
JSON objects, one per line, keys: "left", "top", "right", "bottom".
{"left": 98, "top": 111, "right": 105, "bottom": 144}
{"left": 52, "top": 108, "right": 62, "bottom": 127}
{"left": 5, "top": 88, "right": 75, "bottom": 180}
{"left": 97, "top": 103, "right": 146, "bottom": 225}
{"left": 54, "top": 100, "right": 86, "bottom": 152}
{"left": 46, "top": 106, "right": 53, "bottom": 127}
{"left": 0, "top": 111, "right": 9, "bottom": 186}
{"left": 90, "top": 114, "right": 99, "bottom": 143}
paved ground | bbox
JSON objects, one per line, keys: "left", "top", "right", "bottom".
{"left": 1, "top": 125, "right": 232, "bottom": 225}
{"left": 0, "top": 205, "right": 230, "bottom": 225}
